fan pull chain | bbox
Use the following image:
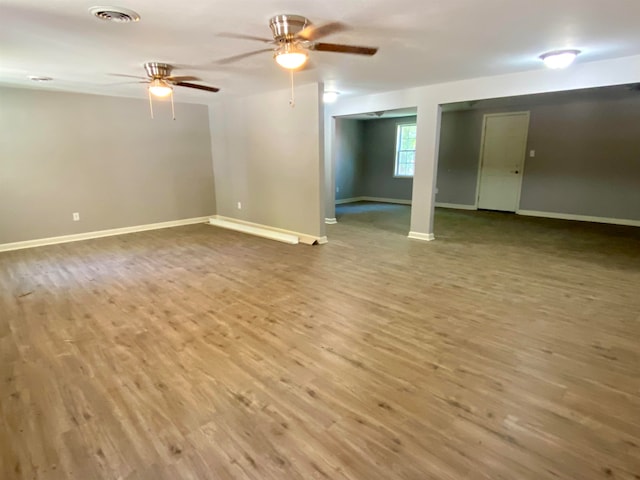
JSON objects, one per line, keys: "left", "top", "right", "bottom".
{"left": 289, "top": 69, "right": 295, "bottom": 108}
{"left": 148, "top": 89, "right": 155, "bottom": 119}
{"left": 147, "top": 89, "right": 176, "bottom": 120}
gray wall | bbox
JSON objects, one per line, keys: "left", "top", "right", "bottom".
{"left": 436, "top": 95, "right": 640, "bottom": 220}
{"left": 335, "top": 119, "right": 364, "bottom": 200}
{"left": 334, "top": 116, "right": 416, "bottom": 202}
{"left": 209, "top": 83, "right": 325, "bottom": 238}
{"left": 0, "top": 87, "right": 216, "bottom": 245}
{"left": 521, "top": 98, "right": 640, "bottom": 219}
{"left": 436, "top": 111, "right": 481, "bottom": 205}
{"left": 361, "top": 117, "right": 415, "bottom": 200}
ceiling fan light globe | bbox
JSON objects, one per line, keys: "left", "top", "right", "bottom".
{"left": 149, "top": 85, "right": 173, "bottom": 97}
{"left": 275, "top": 51, "right": 308, "bottom": 70}
{"left": 148, "top": 79, "right": 173, "bottom": 97}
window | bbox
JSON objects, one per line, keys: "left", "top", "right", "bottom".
{"left": 394, "top": 123, "right": 417, "bottom": 177}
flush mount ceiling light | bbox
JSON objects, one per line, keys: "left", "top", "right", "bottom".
{"left": 323, "top": 91, "right": 339, "bottom": 103}
{"left": 274, "top": 43, "right": 309, "bottom": 70}
{"left": 148, "top": 78, "right": 173, "bottom": 97}
{"left": 89, "top": 6, "right": 140, "bottom": 22}
{"left": 28, "top": 75, "right": 53, "bottom": 82}
{"left": 539, "top": 49, "right": 581, "bottom": 69}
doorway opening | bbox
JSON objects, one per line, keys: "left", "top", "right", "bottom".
{"left": 331, "top": 107, "right": 417, "bottom": 236}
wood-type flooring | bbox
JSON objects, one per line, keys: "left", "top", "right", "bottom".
{"left": 1, "top": 203, "right": 639, "bottom": 479}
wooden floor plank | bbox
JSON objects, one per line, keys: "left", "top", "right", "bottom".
{"left": 1, "top": 203, "right": 639, "bottom": 479}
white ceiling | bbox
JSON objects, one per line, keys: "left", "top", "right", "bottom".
{"left": 339, "top": 107, "right": 418, "bottom": 120}
{"left": 2, "top": 0, "right": 640, "bottom": 104}
{"left": 336, "top": 83, "right": 640, "bottom": 119}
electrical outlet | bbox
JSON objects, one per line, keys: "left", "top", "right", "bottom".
{"left": 336, "top": 186, "right": 340, "bottom": 193}
{"left": 529, "top": 149, "right": 536, "bottom": 157}
{"left": 72, "top": 212, "right": 80, "bottom": 221}
{"left": 237, "top": 202, "right": 242, "bottom": 210}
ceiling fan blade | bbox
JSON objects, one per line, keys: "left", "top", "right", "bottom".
{"left": 108, "top": 73, "right": 148, "bottom": 80}
{"left": 218, "top": 32, "right": 274, "bottom": 43}
{"left": 104, "top": 80, "right": 148, "bottom": 86}
{"left": 296, "top": 22, "right": 347, "bottom": 41}
{"left": 166, "top": 75, "right": 200, "bottom": 82}
{"left": 215, "top": 48, "right": 273, "bottom": 64}
{"left": 311, "top": 43, "right": 378, "bottom": 56}
{"left": 174, "top": 82, "right": 220, "bottom": 93}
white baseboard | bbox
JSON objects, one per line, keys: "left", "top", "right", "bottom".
{"left": 435, "top": 202, "right": 477, "bottom": 210}
{"left": 517, "top": 210, "right": 640, "bottom": 227}
{"left": 325, "top": 218, "right": 338, "bottom": 224}
{"left": 0, "top": 216, "right": 212, "bottom": 253}
{"left": 335, "top": 197, "right": 362, "bottom": 205}
{"left": 210, "top": 215, "right": 327, "bottom": 245}
{"left": 408, "top": 231, "right": 435, "bottom": 242}
{"left": 361, "top": 196, "right": 412, "bottom": 205}
{"left": 336, "top": 196, "right": 412, "bottom": 205}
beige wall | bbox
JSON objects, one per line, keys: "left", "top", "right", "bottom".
{"left": 209, "top": 83, "right": 325, "bottom": 238}
{"left": 0, "top": 87, "right": 215, "bottom": 244}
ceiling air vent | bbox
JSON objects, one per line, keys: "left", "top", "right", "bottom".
{"left": 89, "top": 6, "right": 140, "bottom": 23}
{"left": 28, "top": 76, "right": 53, "bottom": 82}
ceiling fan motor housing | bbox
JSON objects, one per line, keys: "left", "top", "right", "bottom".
{"left": 144, "top": 62, "right": 172, "bottom": 79}
{"left": 269, "top": 14, "right": 310, "bottom": 41}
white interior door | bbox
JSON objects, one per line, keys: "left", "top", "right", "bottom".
{"left": 477, "top": 112, "right": 529, "bottom": 212}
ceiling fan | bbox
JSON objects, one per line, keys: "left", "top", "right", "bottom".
{"left": 110, "top": 62, "right": 220, "bottom": 119}
{"left": 111, "top": 62, "right": 220, "bottom": 96}
{"left": 218, "top": 14, "right": 378, "bottom": 70}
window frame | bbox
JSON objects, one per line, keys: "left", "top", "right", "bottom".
{"left": 393, "top": 122, "right": 417, "bottom": 178}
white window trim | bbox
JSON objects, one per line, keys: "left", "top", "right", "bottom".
{"left": 393, "top": 122, "right": 417, "bottom": 178}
